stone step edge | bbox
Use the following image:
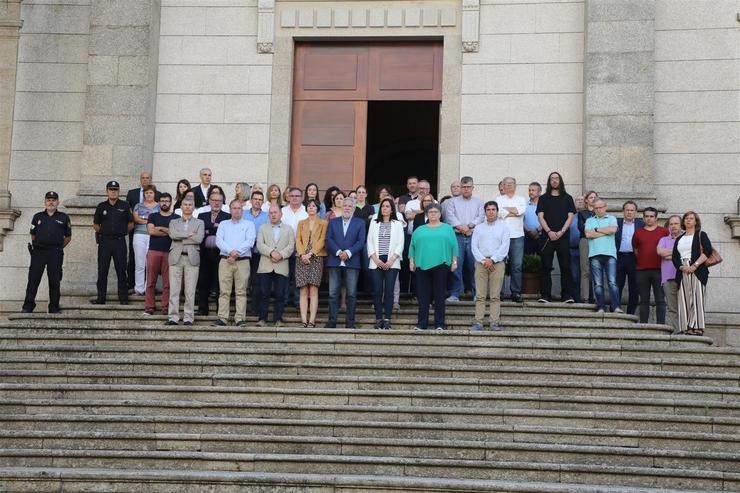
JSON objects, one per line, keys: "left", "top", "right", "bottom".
{"left": 6, "top": 356, "right": 739, "bottom": 382}
{"left": 5, "top": 413, "right": 739, "bottom": 443}
{"left": 0, "top": 332, "right": 696, "bottom": 346}
{"left": 2, "top": 369, "right": 739, "bottom": 397}
{"left": 3, "top": 342, "right": 732, "bottom": 358}
{"left": 4, "top": 429, "right": 740, "bottom": 458}
{"left": 7, "top": 399, "right": 740, "bottom": 425}
{"left": 0, "top": 467, "right": 708, "bottom": 493}
{"left": 1, "top": 449, "right": 739, "bottom": 482}
{"left": 3, "top": 383, "right": 740, "bottom": 409}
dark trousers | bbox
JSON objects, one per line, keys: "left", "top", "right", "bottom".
{"left": 617, "top": 252, "right": 638, "bottom": 314}
{"left": 637, "top": 269, "right": 666, "bottom": 324}
{"left": 399, "top": 233, "right": 412, "bottom": 293}
{"left": 283, "top": 254, "right": 298, "bottom": 306}
{"left": 416, "top": 264, "right": 449, "bottom": 329}
{"left": 198, "top": 248, "right": 221, "bottom": 313}
{"left": 259, "top": 272, "right": 287, "bottom": 322}
{"left": 97, "top": 237, "right": 128, "bottom": 303}
{"left": 327, "top": 267, "right": 359, "bottom": 327}
{"left": 249, "top": 253, "right": 261, "bottom": 314}
{"left": 23, "top": 247, "right": 63, "bottom": 312}
{"left": 539, "top": 235, "right": 574, "bottom": 301}
{"left": 372, "top": 259, "right": 398, "bottom": 321}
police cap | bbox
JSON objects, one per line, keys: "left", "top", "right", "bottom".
{"left": 106, "top": 180, "right": 120, "bottom": 190}
{"left": 45, "top": 191, "right": 59, "bottom": 200}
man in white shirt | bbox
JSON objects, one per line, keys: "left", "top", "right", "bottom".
{"left": 444, "top": 176, "right": 485, "bottom": 302}
{"left": 281, "top": 187, "right": 308, "bottom": 306}
{"left": 471, "top": 201, "right": 510, "bottom": 331}
{"left": 213, "top": 200, "right": 256, "bottom": 327}
{"left": 495, "top": 176, "right": 527, "bottom": 303}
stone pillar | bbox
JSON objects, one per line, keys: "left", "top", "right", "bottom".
{"left": 0, "top": 0, "right": 22, "bottom": 250}
{"left": 583, "top": 0, "right": 658, "bottom": 208}
{"left": 74, "top": 0, "right": 161, "bottom": 197}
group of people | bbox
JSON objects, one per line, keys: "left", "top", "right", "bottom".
{"left": 22, "top": 168, "right": 715, "bottom": 336}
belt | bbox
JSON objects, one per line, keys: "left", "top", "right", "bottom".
{"left": 180, "top": 252, "right": 188, "bottom": 256}
{"left": 100, "top": 234, "right": 126, "bottom": 240}
{"left": 220, "top": 256, "right": 250, "bottom": 261}
{"left": 618, "top": 251, "right": 635, "bottom": 255}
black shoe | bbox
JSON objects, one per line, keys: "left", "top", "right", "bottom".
{"left": 183, "top": 321, "right": 193, "bottom": 326}
{"left": 164, "top": 320, "right": 179, "bottom": 326}
{"left": 511, "top": 294, "right": 522, "bottom": 303}
{"left": 91, "top": 299, "right": 106, "bottom": 305}
{"left": 212, "top": 319, "right": 227, "bottom": 327}
{"left": 120, "top": 300, "right": 129, "bottom": 306}
{"left": 374, "top": 319, "right": 383, "bottom": 330}
{"left": 346, "top": 324, "right": 355, "bottom": 329}
{"left": 21, "top": 308, "right": 33, "bottom": 314}
{"left": 324, "top": 322, "right": 336, "bottom": 328}
{"left": 236, "top": 320, "right": 247, "bottom": 327}
{"left": 196, "top": 310, "right": 209, "bottom": 316}
{"left": 49, "top": 309, "right": 62, "bottom": 314}
{"left": 383, "top": 319, "right": 391, "bottom": 330}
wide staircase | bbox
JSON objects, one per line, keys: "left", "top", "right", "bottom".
{"left": 1, "top": 295, "right": 739, "bottom": 492}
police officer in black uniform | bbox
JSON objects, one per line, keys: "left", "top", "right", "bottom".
{"left": 93, "top": 181, "right": 134, "bottom": 305}
{"left": 22, "top": 191, "right": 72, "bottom": 313}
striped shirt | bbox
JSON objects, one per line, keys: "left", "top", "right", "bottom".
{"left": 378, "top": 222, "right": 391, "bottom": 256}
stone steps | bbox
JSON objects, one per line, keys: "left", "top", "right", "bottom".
{"left": 2, "top": 414, "right": 739, "bottom": 453}
{"left": 2, "top": 300, "right": 739, "bottom": 491}
{"left": 2, "top": 430, "right": 740, "bottom": 472}
{"left": 0, "top": 448, "right": 738, "bottom": 490}
{"left": 1, "top": 369, "right": 738, "bottom": 401}
{"left": 3, "top": 383, "right": 740, "bottom": 416}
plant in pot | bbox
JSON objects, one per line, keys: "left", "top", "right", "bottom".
{"left": 521, "top": 254, "right": 541, "bottom": 295}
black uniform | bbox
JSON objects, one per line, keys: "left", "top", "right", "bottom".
{"left": 94, "top": 199, "right": 133, "bottom": 303}
{"left": 22, "top": 210, "right": 72, "bottom": 313}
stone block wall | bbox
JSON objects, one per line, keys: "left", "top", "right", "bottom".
{"left": 653, "top": 0, "right": 740, "bottom": 319}
{"left": 460, "top": 0, "right": 585, "bottom": 199}
{"left": 152, "top": 0, "right": 273, "bottom": 196}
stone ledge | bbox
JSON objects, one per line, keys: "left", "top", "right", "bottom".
{"left": 0, "top": 208, "right": 21, "bottom": 252}
{"left": 724, "top": 215, "right": 740, "bottom": 239}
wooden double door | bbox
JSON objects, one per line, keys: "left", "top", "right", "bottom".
{"left": 289, "top": 42, "right": 443, "bottom": 192}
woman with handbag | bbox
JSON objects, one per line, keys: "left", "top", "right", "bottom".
{"left": 671, "top": 211, "right": 715, "bottom": 336}
{"left": 295, "top": 198, "right": 327, "bottom": 327}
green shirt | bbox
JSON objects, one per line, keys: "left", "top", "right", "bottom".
{"left": 409, "top": 223, "right": 459, "bottom": 270}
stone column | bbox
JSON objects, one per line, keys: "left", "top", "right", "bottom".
{"left": 0, "top": 0, "right": 22, "bottom": 250}
{"left": 73, "top": 0, "right": 161, "bottom": 197}
{"left": 583, "top": 0, "right": 658, "bottom": 208}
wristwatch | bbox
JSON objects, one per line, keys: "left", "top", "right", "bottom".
{"left": 595, "top": 227, "right": 599, "bottom": 233}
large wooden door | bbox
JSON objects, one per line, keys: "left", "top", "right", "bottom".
{"left": 289, "top": 42, "right": 442, "bottom": 191}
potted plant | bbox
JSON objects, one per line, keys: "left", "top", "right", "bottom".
{"left": 521, "top": 254, "right": 541, "bottom": 294}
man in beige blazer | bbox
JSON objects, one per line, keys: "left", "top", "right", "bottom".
{"left": 166, "top": 198, "right": 204, "bottom": 325}
{"left": 256, "top": 204, "right": 295, "bottom": 326}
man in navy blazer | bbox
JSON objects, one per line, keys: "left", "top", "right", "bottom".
{"left": 196, "top": 190, "right": 231, "bottom": 315}
{"left": 614, "top": 201, "right": 644, "bottom": 315}
{"left": 325, "top": 197, "right": 366, "bottom": 328}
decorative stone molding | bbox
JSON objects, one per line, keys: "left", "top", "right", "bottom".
{"left": 0, "top": 208, "right": 21, "bottom": 252}
{"left": 280, "top": 6, "right": 456, "bottom": 30}
{"left": 725, "top": 199, "right": 740, "bottom": 238}
{"left": 257, "top": 0, "right": 275, "bottom": 54}
{"left": 461, "top": 0, "right": 479, "bottom": 52}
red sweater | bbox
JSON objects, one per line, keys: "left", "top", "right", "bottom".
{"left": 632, "top": 226, "right": 668, "bottom": 270}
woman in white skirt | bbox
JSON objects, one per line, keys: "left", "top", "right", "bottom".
{"left": 671, "top": 211, "right": 713, "bottom": 336}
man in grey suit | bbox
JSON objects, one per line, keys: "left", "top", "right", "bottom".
{"left": 255, "top": 204, "right": 295, "bottom": 326}
{"left": 166, "top": 198, "right": 204, "bottom": 326}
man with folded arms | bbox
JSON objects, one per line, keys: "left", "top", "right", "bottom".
{"left": 213, "top": 200, "right": 256, "bottom": 327}
{"left": 166, "top": 198, "right": 204, "bottom": 326}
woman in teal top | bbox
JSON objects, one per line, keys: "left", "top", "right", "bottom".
{"left": 409, "top": 203, "right": 458, "bottom": 330}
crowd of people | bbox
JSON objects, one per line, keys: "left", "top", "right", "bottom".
{"left": 21, "top": 168, "right": 716, "bottom": 336}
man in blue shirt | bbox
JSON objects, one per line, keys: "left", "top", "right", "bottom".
{"left": 244, "top": 190, "right": 269, "bottom": 315}
{"left": 585, "top": 199, "right": 622, "bottom": 313}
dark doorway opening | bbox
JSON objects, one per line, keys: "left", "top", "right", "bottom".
{"left": 364, "top": 101, "right": 440, "bottom": 203}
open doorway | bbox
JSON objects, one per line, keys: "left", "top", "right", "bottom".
{"left": 364, "top": 101, "right": 440, "bottom": 203}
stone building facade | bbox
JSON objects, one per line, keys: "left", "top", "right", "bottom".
{"left": 0, "top": 1, "right": 737, "bottom": 335}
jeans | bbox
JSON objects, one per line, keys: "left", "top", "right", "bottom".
{"left": 539, "top": 235, "right": 574, "bottom": 301}
{"left": 617, "top": 252, "right": 638, "bottom": 314}
{"left": 327, "top": 267, "right": 359, "bottom": 327}
{"left": 416, "top": 264, "right": 449, "bottom": 329}
{"left": 507, "top": 236, "right": 524, "bottom": 297}
{"left": 590, "top": 255, "right": 620, "bottom": 312}
{"left": 372, "top": 261, "right": 399, "bottom": 321}
{"left": 451, "top": 234, "right": 475, "bottom": 297}
{"left": 637, "top": 269, "right": 666, "bottom": 324}
{"left": 259, "top": 272, "right": 287, "bottom": 322}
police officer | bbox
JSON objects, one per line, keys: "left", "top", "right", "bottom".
{"left": 22, "top": 191, "right": 72, "bottom": 314}
{"left": 93, "top": 181, "right": 134, "bottom": 305}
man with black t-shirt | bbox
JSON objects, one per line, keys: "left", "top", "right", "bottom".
{"left": 144, "top": 193, "right": 178, "bottom": 315}
{"left": 535, "top": 171, "right": 577, "bottom": 303}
